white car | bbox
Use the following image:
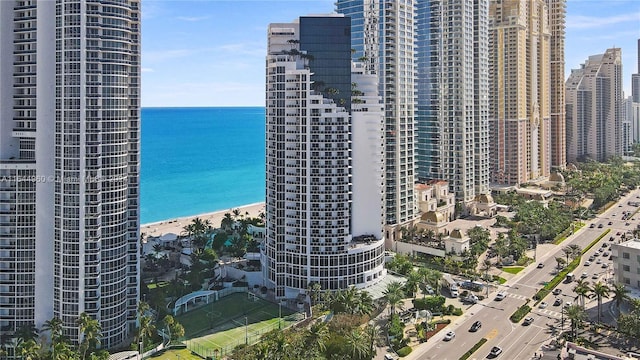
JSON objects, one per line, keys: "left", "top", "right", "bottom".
{"left": 495, "top": 291, "right": 507, "bottom": 301}
{"left": 443, "top": 331, "right": 455, "bottom": 341}
{"left": 539, "top": 301, "right": 548, "bottom": 309}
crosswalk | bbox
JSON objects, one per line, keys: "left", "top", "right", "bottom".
{"left": 534, "top": 308, "right": 562, "bottom": 318}
{"left": 506, "top": 293, "right": 528, "bottom": 301}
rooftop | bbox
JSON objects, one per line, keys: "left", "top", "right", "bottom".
{"left": 618, "top": 239, "right": 640, "bottom": 250}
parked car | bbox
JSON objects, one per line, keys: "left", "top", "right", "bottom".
{"left": 598, "top": 224, "right": 603, "bottom": 228}
{"left": 470, "top": 321, "right": 482, "bottom": 332}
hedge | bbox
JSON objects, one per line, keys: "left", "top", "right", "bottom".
{"left": 510, "top": 303, "right": 531, "bottom": 323}
{"left": 397, "top": 346, "right": 413, "bottom": 357}
{"left": 533, "top": 229, "right": 610, "bottom": 304}
{"left": 459, "top": 338, "right": 488, "bottom": 360}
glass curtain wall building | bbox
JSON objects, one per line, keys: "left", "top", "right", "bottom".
{"left": 336, "top": 0, "right": 417, "bottom": 238}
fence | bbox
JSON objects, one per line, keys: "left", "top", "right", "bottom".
{"left": 184, "top": 290, "right": 305, "bottom": 358}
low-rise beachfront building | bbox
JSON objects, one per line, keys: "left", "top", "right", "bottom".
{"left": 612, "top": 239, "right": 640, "bottom": 291}
{"left": 263, "top": 15, "right": 386, "bottom": 299}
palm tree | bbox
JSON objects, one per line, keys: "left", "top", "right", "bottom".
{"left": 42, "top": 317, "right": 64, "bottom": 360}
{"left": 77, "top": 312, "right": 101, "bottom": 360}
{"left": 573, "top": 280, "right": 591, "bottom": 308}
{"left": 404, "top": 270, "right": 421, "bottom": 298}
{"left": 365, "top": 322, "right": 381, "bottom": 357}
{"left": 555, "top": 257, "right": 566, "bottom": 270}
{"left": 305, "top": 322, "right": 328, "bottom": 352}
{"left": 14, "top": 323, "right": 39, "bottom": 346}
{"left": 16, "top": 339, "right": 40, "bottom": 360}
{"left": 383, "top": 281, "right": 405, "bottom": 318}
{"left": 592, "top": 281, "right": 611, "bottom": 323}
{"left": 345, "top": 328, "right": 369, "bottom": 360}
{"left": 562, "top": 246, "right": 573, "bottom": 265}
{"left": 611, "top": 283, "right": 630, "bottom": 310}
{"left": 355, "top": 290, "right": 375, "bottom": 316}
{"left": 564, "top": 304, "right": 587, "bottom": 340}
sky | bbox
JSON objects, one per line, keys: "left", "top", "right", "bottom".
{"left": 141, "top": 0, "right": 640, "bottom": 108}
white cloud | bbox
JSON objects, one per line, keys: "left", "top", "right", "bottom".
{"left": 176, "top": 15, "right": 210, "bottom": 22}
{"left": 567, "top": 12, "right": 640, "bottom": 29}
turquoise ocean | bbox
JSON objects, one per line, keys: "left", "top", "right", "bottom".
{"left": 141, "top": 107, "right": 265, "bottom": 224}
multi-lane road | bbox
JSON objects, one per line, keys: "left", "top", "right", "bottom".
{"left": 405, "top": 189, "right": 640, "bottom": 360}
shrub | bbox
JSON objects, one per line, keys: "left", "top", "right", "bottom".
{"left": 452, "top": 307, "right": 463, "bottom": 316}
{"left": 413, "top": 296, "right": 446, "bottom": 312}
{"left": 388, "top": 314, "right": 405, "bottom": 340}
{"left": 459, "top": 338, "right": 487, "bottom": 360}
{"left": 510, "top": 304, "right": 532, "bottom": 323}
{"left": 397, "top": 346, "right": 413, "bottom": 357}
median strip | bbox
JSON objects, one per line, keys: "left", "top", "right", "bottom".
{"left": 459, "top": 338, "right": 488, "bottom": 360}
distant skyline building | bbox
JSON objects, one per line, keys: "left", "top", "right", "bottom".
{"left": 546, "top": 0, "right": 567, "bottom": 169}
{"left": 631, "top": 39, "right": 640, "bottom": 145}
{"left": 263, "top": 15, "right": 386, "bottom": 298}
{"left": 415, "top": 0, "right": 491, "bottom": 207}
{"left": 566, "top": 48, "right": 623, "bottom": 162}
{"left": 489, "top": 0, "right": 552, "bottom": 185}
{"left": 336, "top": 0, "right": 417, "bottom": 235}
{"left": 0, "top": 0, "right": 140, "bottom": 352}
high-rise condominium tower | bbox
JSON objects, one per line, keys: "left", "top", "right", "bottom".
{"left": 546, "top": 0, "right": 566, "bottom": 169}
{"left": 489, "top": 0, "right": 551, "bottom": 185}
{"left": 336, "top": 0, "right": 417, "bottom": 234}
{"left": 566, "top": 48, "right": 623, "bottom": 162}
{"left": 631, "top": 39, "right": 640, "bottom": 144}
{"left": 263, "top": 15, "right": 386, "bottom": 298}
{"left": 415, "top": 0, "right": 490, "bottom": 205}
{"left": 0, "top": 0, "right": 140, "bottom": 351}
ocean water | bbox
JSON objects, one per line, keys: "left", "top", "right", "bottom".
{"left": 141, "top": 107, "right": 265, "bottom": 224}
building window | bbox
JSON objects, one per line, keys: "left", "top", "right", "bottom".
{"left": 623, "top": 265, "right": 630, "bottom": 272}
{"left": 623, "top": 252, "right": 630, "bottom": 259}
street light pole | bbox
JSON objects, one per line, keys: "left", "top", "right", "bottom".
{"left": 245, "top": 316, "right": 248, "bottom": 345}
{"left": 278, "top": 301, "right": 282, "bottom": 329}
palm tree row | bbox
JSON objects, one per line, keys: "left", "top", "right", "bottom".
{"left": 572, "top": 280, "right": 629, "bottom": 323}
{"left": 2, "top": 313, "right": 106, "bottom": 360}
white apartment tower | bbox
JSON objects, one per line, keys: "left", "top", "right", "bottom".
{"left": 566, "top": 48, "right": 623, "bottom": 162}
{"left": 263, "top": 16, "right": 386, "bottom": 298}
{"left": 336, "top": 0, "right": 417, "bottom": 236}
{"left": 0, "top": 0, "right": 140, "bottom": 351}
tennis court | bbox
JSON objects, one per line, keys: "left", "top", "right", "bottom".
{"left": 178, "top": 292, "right": 304, "bottom": 357}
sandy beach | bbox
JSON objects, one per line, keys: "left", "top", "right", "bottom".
{"left": 141, "top": 202, "right": 265, "bottom": 239}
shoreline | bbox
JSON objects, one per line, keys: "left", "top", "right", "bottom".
{"left": 140, "top": 202, "right": 265, "bottom": 238}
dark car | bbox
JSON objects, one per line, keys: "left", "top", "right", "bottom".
{"left": 552, "top": 288, "right": 562, "bottom": 296}
{"left": 490, "top": 346, "right": 503, "bottom": 357}
{"left": 537, "top": 263, "right": 544, "bottom": 268}
{"left": 553, "top": 298, "right": 562, "bottom": 306}
{"left": 608, "top": 221, "right": 613, "bottom": 225}
{"left": 470, "top": 321, "right": 482, "bottom": 332}
{"left": 590, "top": 224, "right": 595, "bottom": 228}
{"left": 598, "top": 224, "right": 603, "bottom": 228}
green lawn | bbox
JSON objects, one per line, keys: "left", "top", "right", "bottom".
{"left": 147, "top": 281, "right": 169, "bottom": 290}
{"left": 148, "top": 348, "right": 203, "bottom": 360}
{"left": 502, "top": 266, "right": 524, "bottom": 275}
